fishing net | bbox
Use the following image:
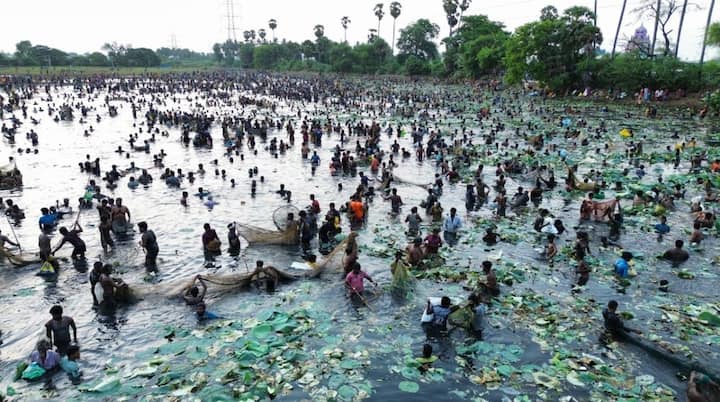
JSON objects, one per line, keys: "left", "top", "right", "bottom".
{"left": 0, "top": 247, "right": 41, "bottom": 266}
{"left": 568, "top": 167, "right": 599, "bottom": 192}
{"left": 392, "top": 174, "right": 431, "bottom": 188}
{"left": 304, "top": 233, "right": 355, "bottom": 279}
{"left": 236, "top": 222, "right": 299, "bottom": 245}
{"left": 134, "top": 272, "right": 258, "bottom": 300}
{"left": 272, "top": 205, "right": 300, "bottom": 231}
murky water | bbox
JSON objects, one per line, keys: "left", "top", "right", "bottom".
{"left": 0, "top": 75, "right": 718, "bottom": 401}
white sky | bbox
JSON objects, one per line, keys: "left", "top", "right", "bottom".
{"left": 1, "top": 0, "right": 717, "bottom": 61}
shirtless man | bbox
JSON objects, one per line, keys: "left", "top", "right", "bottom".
{"left": 406, "top": 237, "right": 425, "bottom": 267}
{"left": 183, "top": 275, "right": 207, "bottom": 305}
{"left": 111, "top": 197, "right": 131, "bottom": 234}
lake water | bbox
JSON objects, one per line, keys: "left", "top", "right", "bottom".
{"left": 0, "top": 74, "right": 718, "bottom": 401}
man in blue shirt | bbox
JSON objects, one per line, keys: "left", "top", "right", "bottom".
{"left": 39, "top": 207, "right": 58, "bottom": 232}
{"left": 654, "top": 216, "right": 670, "bottom": 235}
{"left": 442, "top": 208, "right": 462, "bottom": 246}
{"left": 614, "top": 251, "right": 633, "bottom": 277}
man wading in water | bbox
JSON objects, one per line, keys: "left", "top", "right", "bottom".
{"left": 138, "top": 221, "right": 159, "bottom": 270}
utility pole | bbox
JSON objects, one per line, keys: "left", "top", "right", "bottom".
{"left": 594, "top": 0, "right": 598, "bottom": 27}
{"left": 651, "top": 0, "right": 661, "bottom": 57}
{"left": 226, "top": 0, "right": 238, "bottom": 43}
{"left": 700, "top": 0, "right": 716, "bottom": 76}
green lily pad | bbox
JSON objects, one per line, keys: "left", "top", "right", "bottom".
{"left": 328, "top": 374, "right": 345, "bottom": 389}
{"left": 399, "top": 381, "right": 419, "bottom": 393}
{"left": 251, "top": 324, "right": 274, "bottom": 339}
{"left": 338, "top": 385, "right": 356, "bottom": 400}
{"left": 698, "top": 311, "right": 720, "bottom": 326}
{"left": 340, "top": 359, "right": 361, "bottom": 370}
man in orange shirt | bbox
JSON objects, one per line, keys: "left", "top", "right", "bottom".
{"left": 349, "top": 196, "right": 364, "bottom": 228}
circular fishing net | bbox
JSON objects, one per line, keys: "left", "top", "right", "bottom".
{"left": 273, "top": 205, "right": 300, "bottom": 231}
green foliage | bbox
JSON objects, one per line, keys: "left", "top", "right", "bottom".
{"left": 451, "top": 15, "right": 508, "bottom": 78}
{"left": 403, "top": 55, "right": 431, "bottom": 75}
{"left": 709, "top": 22, "right": 720, "bottom": 47}
{"left": 593, "top": 54, "right": 702, "bottom": 93}
{"left": 504, "top": 6, "right": 601, "bottom": 92}
{"left": 396, "top": 19, "right": 440, "bottom": 61}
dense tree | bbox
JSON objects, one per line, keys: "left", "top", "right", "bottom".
{"left": 504, "top": 6, "right": 601, "bottom": 91}
{"left": 708, "top": 21, "right": 720, "bottom": 46}
{"left": 397, "top": 19, "right": 440, "bottom": 61}
{"left": 453, "top": 15, "right": 509, "bottom": 77}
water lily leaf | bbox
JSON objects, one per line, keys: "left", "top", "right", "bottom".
{"left": 251, "top": 324, "right": 274, "bottom": 339}
{"left": 338, "top": 385, "right": 356, "bottom": 400}
{"left": 399, "top": 381, "right": 419, "bottom": 393}
{"left": 698, "top": 312, "right": 720, "bottom": 327}
{"left": 496, "top": 364, "right": 516, "bottom": 378}
{"left": 340, "top": 359, "right": 361, "bottom": 370}
{"left": 328, "top": 374, "right": 345, "bottom": 389}
{"left": 635, "top": 374, "right": 654, "bottom": 386}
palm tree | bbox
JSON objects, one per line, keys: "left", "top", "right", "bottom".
{"left": 443, "top": 0, "right": 459, "bottom": 37}
{"left": 374, "top": 3, "right": 385, "bottom": 38}
{"left": 700, "top": 0, "right": 716, "bottom": 71}
{"left": 390, "top": 2, "right": 402, "bottom": 54}
{"left": 314, "top": 24, "right": 325, "bottom": 39}
{"left": 243, "top": 30, "right": 252, "bottom": 43}
{"left": 341, "top": 16, "right": 351, "bottom": 43}
{"left": 268, "top": 19, "right": 277, "bottom": 42}
{"left": 249, "top": 29, "right": 256, "bottom": 43}
{"left": 674, "top": 0, "right": 688, "bottom": 57}
{"left": 258, "top": 29, "right": 267, "bottom": 43}
{"left": 611, "top": 0, "right": 627, "bottom": 58}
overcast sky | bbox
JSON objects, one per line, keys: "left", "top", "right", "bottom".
{"left": 1, "top": 0, "right": 717, "bottom": 60}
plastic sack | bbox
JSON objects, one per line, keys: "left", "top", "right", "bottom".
{"left": 22, "top": 362, "right": 46, "bottom": 380}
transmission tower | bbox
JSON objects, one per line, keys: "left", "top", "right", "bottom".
{"left": 226, "top": 0, "right": 238, "bottom": 43}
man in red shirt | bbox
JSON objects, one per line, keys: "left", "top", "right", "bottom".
{"left": 345, "top": 262, "right": 376, "bottom": 294}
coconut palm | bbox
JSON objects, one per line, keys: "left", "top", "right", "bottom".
{"left": 258, "top": 28, "right": 267, "bottom": 43}
{"left": 341, "top": 16, "right": 351, "bottom": 43}
{"left": 390, "top": 2, "right": 402, "bottom": 54}
{"left": 249, "top": 29, "right": 256, "bottom": 43}
{"left": 314, "top": 24, "right": 325, "bottom": 39}
{"left": 374, "top": 3, "right": 385, "bottom": 38}
{"left": 243, "top": 30, "right": 252, "bottom": 43}
{"left": 268, "top": 19, "right": 277, "bottom": 42}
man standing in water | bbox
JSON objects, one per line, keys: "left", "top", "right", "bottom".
{"left": 602, "top": 300, "right": 642, "bottom": 342}
{"left": 111, "top": 197, "right": 131, "bottom": 234}
{"left": 97, "top": 199, "right": 114, "bottom": 252}
{"left": 442, "top": 207, "right": 462, "bottom": 247}
{"left": 45, "top": 305, "right": 77, "bottom": 355}
{"left": 138, "top": 221, "right": 159, "bottom": 270}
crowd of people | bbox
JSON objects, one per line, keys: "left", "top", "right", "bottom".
{"left": 0, "top": 70, "right": 718, "bottom": 399}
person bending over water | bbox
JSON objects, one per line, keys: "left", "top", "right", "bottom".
{"left": 53, "top": 222, "right": 86, "bottom": 260}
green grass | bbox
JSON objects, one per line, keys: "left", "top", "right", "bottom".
{"left": 0, "top": 65, "right": 223, "bottom": 76}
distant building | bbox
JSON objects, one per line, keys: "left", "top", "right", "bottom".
{"left": 626, "top": 25, "right": 651, "bottom": 54}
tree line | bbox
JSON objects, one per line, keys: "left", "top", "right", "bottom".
{"left": 0, "top": 41, "right": 214, "bottom": 69}
{"left": 2, "top": 1, "right": 720, "bottom": 95}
